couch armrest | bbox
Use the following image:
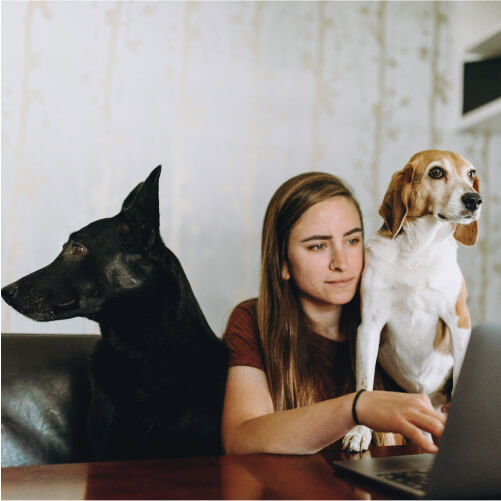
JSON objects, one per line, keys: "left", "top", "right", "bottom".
{"left": 1, "top": 334, "right": 100, "bottom": 466}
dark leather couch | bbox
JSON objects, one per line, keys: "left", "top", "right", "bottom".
{"left": 1, "top": 333, "right": 100, "bottom": 467}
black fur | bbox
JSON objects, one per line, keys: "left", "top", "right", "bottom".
{"left": 1, "top": 166, "right": 228, "bottom": 460}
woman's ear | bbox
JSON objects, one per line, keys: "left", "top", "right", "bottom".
{"left": 281, "top": 262, "right": 291, "bottom": 280}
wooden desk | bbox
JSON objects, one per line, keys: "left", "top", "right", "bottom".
{"left": 2, "top": 444, "right": 425, "bottom": 500}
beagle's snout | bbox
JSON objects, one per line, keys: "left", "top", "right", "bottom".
{"left": 462, "top": 192, "right": 482, "bottom": 212}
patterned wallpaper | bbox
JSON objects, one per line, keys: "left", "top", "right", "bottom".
{"left": 2, "top": 1, "right": 500, "bottom": 336}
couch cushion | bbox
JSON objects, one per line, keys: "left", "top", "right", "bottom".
{"left": 1, "top": 334, "right": 100, "bottom": 467}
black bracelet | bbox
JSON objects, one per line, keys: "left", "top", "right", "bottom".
{"left": 352, "top": 389, "right": 366, "bottom": 425}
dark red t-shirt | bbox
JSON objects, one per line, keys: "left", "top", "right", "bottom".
{"left": 223, "top": 298, "right": 406, "bottom": 447}
{"left": 223, "top": 298, "right": 353, "bottom": 399}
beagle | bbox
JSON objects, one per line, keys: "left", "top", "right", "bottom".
{"left": 342, "top": 150, "right": 482, "bottom": 452}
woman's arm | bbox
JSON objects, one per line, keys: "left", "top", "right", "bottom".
{"left": 222, "top": 365, "right": 446, "bottom": 456}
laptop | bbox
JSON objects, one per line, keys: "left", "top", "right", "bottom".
{"left": 332, "top": 323, "right": 501, "bottom": 499}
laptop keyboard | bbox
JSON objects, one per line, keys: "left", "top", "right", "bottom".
{"left": 376, "top": 468, "right": 432, "bottom": 492}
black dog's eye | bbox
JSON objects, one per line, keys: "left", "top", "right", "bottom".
{"left": 71, "top": 244, "right": 85, "bottom": 256}
{"left": 429, "top": 167, "right": 445, "bottom": 179}
{"left": 468, "top": 169, "right": 476, "bottom": 181}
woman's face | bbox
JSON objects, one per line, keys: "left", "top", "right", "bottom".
{"left": 283, "top": 196, "right": 364, "bottom": 312}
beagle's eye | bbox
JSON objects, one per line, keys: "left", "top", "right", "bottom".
{"left": 71, "top": 244, "right": 85, "bottom": 256}
{"left": 468, "top": 169, "right": 476, "bottom": 181}
{"left": 429, "top": 167, "right": 445, "bottom": 179}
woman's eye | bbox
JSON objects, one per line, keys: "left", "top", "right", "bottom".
{"left": 309, "top": 243, "right": 326, "bottom": 251}
{"left": 429, "top": 167, "right": 445, "bottom": 179}
{"left": 71, "top": 244, "right": 84, "bottom": 256}
{"left": 347, "top": 238, "right": 360, "bottom": 245}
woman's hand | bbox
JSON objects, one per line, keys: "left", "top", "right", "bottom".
{"left": 441, "top": 402, "right": 451, "bottom": 414}
{"left": 355, "top": 391, "right": 446, "bottom": 453}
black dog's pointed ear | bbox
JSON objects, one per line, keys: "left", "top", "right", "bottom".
{"left": 121, "top": 165, "right": 162, "bottom": 249}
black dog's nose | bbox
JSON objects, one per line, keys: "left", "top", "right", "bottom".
{"left": 1, "top": 284, "right": 18, "bottom": 302}
{"left": 462, "top": 192, "right": 482, "bottom": 212}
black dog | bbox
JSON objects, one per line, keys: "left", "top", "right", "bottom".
{"left": 1, "top": 166, "right": 228, "bottom": 461}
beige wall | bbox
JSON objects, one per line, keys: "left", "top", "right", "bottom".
{"left": 2, "top": 1, "right": 500, "bottom": 335}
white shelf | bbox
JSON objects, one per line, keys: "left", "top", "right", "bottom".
{"left": 457, "top": 97, "right": 501, "bottom": 133}
{"left": 465, "top": 21, "right": 501, "bottom": 58}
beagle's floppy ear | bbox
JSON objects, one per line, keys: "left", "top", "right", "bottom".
{"left": 454, "top": 175, "right": 480, "bottom": 246}
{"left": 454, "top": 221, "right": 478, "bottom": 246}
{"left": 379, "top": 163, "right": 415, "bottom": 238}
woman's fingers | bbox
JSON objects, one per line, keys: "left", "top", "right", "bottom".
{"left": 400, "top": 420, "right": 439, "bottom": 453}
{"left": 360, "top": 391, "right": 446, "bottom": 452}
{"left": 441, "top": 402, "right": 451, "bottom": 414}
{"left": 399, "top": 405, "right": 446, "bottom": 452}
{"left": 409, "top": 412, "right": 444, "bottom": 434}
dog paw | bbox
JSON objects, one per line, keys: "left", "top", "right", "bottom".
{"left": 342, "top": 425, "right": 372, "bottom": 452}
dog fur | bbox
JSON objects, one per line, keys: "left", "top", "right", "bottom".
{"left": 1, "top": 166, "right": 228, "bottom": 461}
{"left": 342, "top": 150, "right": 482, "bottom": 452}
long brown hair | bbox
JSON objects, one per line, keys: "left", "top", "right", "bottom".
{"left": 257, "top": 172, "right": 363, "bottom": 411}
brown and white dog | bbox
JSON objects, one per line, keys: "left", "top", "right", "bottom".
{"left": 342, "top": 150, "right": 482, "bottom": 452}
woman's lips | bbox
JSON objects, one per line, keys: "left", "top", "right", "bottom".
{"left": 325, "top": 277, "right": 356, "bottom": 288}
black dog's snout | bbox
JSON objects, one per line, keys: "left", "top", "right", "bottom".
{"left": 1, "top": 284, "right": 18, "bottom": 302}
{"left": 462, "top": 192, "right": 482, "bottom": 211}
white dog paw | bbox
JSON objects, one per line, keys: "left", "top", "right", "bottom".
{"left": 342, "top": 425, "right": 372, "bottom": 452}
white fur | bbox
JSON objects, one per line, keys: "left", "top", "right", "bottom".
{"left": 342, "top": 152, "right": 480, "bottom": 452}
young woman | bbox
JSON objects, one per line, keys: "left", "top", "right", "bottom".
{"left": 222, "top": 172, "right": 445, "bottom": 456}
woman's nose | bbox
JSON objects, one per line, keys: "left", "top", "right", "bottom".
{"left": 329, "top": 248, "right": 348, "bottom": 272}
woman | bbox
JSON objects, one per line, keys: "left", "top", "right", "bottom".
{"left": 222, "top": 172, "right": 445, "bottom": 455}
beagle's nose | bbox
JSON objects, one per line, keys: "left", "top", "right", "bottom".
{"left": 462, "top": 193, "right": 482, "bottom": 212}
